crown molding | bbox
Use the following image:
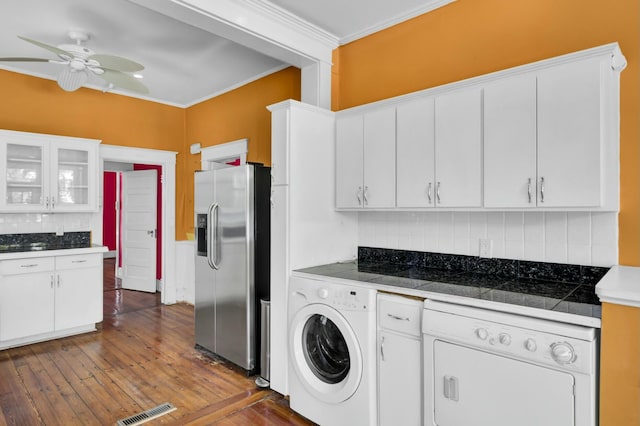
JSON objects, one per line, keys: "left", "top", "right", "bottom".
{"left": 245, "top": 0, "right": 339, "bottom": 50}
{"left": 339, "top": 0, "right": 456, "bottom": 45}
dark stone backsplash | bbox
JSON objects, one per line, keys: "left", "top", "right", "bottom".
{"left": 358, "top": 246, "right": 609, "bottom": 286}
{"left": 0, "top": 232, "right": 91, "bottom": 252}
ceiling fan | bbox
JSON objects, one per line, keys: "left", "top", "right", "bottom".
{"left": 0, "top": 30, "right": 149, "bottom": 94}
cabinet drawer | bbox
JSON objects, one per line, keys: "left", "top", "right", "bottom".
{"left": 378, "top": 294, "right": 423, "bottom": 337}
{"left": 55, "top": 254, "right": 101, "bottom": 270}
{"left": 0, "top": 257, "right": 55, "bottom": 275}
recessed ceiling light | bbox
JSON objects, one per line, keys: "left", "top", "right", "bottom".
{"left": 133, "top": 74, "right": 144, "bottom": 79}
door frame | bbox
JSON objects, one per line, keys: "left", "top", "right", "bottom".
{"left": 96, "top": 145, "right": 177, "bottom": 304}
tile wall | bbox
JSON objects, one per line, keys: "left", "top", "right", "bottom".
{"left": 0, "top": 214, "right": 93, "bottom": 235}
{"left": 358, "top": 211, "right": 618, "bottom": 267}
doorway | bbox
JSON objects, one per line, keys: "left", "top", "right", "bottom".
{"left": 103, "top": 164, "right": 162, "bottom": 292}
{"left": 98, "top": 145, "right": 177, "bottom": 305}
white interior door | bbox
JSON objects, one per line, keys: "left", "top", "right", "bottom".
{"left": 121, "top": 170, "right": 157, "bottom": 292}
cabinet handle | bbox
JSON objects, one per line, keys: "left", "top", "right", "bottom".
{"left": 50, "top": 275, "right": 54, "bottom": 288}
{"left": 527, "top": 178, "right": 532, "bottom": 204}
{"left": 57, "top": 275, "right": 60, "bottom": 288}
{"left": 540, "top": 177, "right": 545, "bottom": 203}
{"left": 436, "top": 181, "right": 441, "bottom": 204}
{"left": 356, "top": 186, "right": 362, "bottom": 205}
{"left": 45, "top": 196, "right": 49, "bottom": 208}
{"left": 427, "top": 182, "right": 432, "bottom": 204}
{"left": 363, "top": 186, "right": 369, "bottom": 206}
{"left": 51, "top": 196, "right": 55, "bottom": 209}
{"left": 380, "top": 335, "right": 385, "bottom": 361}
{"left": 71, "top": 260, "right": 87, "bottom": 264}
{"left": 20, "top": 264, "right": 38, "bottom": 268}
{"left": 387, "top": 313, "right": 410, "bottom": 321}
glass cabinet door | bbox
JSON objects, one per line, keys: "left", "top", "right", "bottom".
{"left": 51, "top": 142, "right": 97, "bottom": 212}
{"left": 2, "top": 142, "right": 49, "bottom": 210}
{"left": 55, "top": 148, "right": 89, "bottom": 207}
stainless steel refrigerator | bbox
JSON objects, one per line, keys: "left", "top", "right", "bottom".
{"left": 194, "top": 164, "right": 270, "bottom": 373}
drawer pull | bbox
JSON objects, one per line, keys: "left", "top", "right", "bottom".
{"left": 20, "top": 264, "right": 39, "bottom": 268}
{"left": 71, "top": 260, "right": 88, "bottom": 264}
{"left": 387, "top": 313, "right": 410, "bottom": 321}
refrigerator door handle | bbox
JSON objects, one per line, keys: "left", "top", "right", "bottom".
{"left": 207, "top": 202, "right": 220, "bottom": 270}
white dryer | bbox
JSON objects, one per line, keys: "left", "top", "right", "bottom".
{"left": 288, "top": 274, "right": 377, "bottom": 426}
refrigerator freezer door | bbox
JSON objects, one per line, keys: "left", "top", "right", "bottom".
{"left": 194, "top": 170, "right": 216, "bottom": 353}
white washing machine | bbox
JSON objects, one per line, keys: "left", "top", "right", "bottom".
{"left": 288, "top": 274, "right": 377, "bottom": 426}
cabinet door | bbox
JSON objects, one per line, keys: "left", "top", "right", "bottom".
{"left": 270, "top": 107, "right": 289, "bottom": 186}
{"left": 484, "top": 75, "right": 537, "bottom": 208}
{"left": 0, "top": 138, "right": 51, "bottom": 212}
{"left": 0, "top": 272, "right": 54, "bottom": 341}
{"left": 51, "top": 140, "right": 99, "bottom": 212}
{"left": 397, "top": 98, "right": 435, "bottom": 208}
{"left": 379, "top": 330, "right": 422, "bottom": 426}
{"left": 54, "top": 254, "right": 103, "bottom": 330}
{"left": 435, "top": 87, "right": 483, "bottom": 207}
{"left": 269, "top": 185, "right": 289, "bottom": 394}
{"left": 55, "top": 267, "right": 102, "bottom": 330}
{"left": 336, "top": 114, "right": 364, "bottom": 208}
{"left": 537, "top": 57, "right": 602, "bottom": 207}
{"left": 363, "top": 108, "right": 396, "bottom": 208}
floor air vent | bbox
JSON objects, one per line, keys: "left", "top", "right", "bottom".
{"left": 117, "top": 402, "right": 176, "bottom": 426}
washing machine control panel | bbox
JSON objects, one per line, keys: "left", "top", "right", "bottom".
{"left": 307, "top": 286, "right": 373, "bottom": 311}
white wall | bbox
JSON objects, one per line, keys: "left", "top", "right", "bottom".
{"left": 175, "top": 240, "right": 195, "bottom": 304}
{"left": 358, "top": 211, "right": 618, "bottom": 267}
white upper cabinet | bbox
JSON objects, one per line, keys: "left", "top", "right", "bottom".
{"left": 335, "top": 43, "right": 624, "bottom": 212}
{"left": 434, "top": 87, "right": 483, "bottom": 208}
{"left": 336, "top": 108, "right": 396, "bottom": 209}
{"left": 397, "top": 97, "right": 435, "bottom": 208}
{"left": 484, "top": 74, "right": 538, "bottom": 208}
{"left": 336, "top": 114, "right": 364, "bottom": 208}
{"left": 537, "top": 57, "right": 603, "bottom": 208}
{"left": 363, "top": 108, "right": 396, "bottom": 208}
{"left": 0, "top": 130, "right": 100, "bottom": 213}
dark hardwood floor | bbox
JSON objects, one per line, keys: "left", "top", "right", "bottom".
{"left": 0, "top": 258, "right": 313, "bottom": 425}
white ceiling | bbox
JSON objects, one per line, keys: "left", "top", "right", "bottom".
{"left": 0, "top": 0, "right": 454, "bottom": 107}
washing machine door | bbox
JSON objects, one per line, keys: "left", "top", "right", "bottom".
{"left": 290, "top": 303, "right": 363, "bottom": 404}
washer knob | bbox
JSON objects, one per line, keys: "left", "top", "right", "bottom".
{"left": 551, "top": 342, "right": 577, "bottom": 365}
{"left": 525, "top": 338, "right": 537, "bottom": 352}
{"left": 475, "top": 328, "right": 488, "bottom": 340}
{"left": 498, "top": 333, "right": 511, "bottom": 346}
{"left": 317, "top": 288, "right": 329, "bottom": 299}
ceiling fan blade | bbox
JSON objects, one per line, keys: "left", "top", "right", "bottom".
{"left": 100, "top": 69, "right": 149, "bottom": 94}
{"left": 18, "top": 36, "right": 71, "bottom": 58}
{"left": 88, "top": 54, "right": 144, "bottom": 72}
{"left": 0, "top": 57, "right": 52, "bottom": 62}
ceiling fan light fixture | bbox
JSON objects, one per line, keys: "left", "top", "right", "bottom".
{"left": 57, "top": 68, "right": 88, "bottom": 91}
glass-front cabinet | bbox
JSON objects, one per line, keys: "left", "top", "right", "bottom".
{"left": 0, "top": 130, "right": 100, "bottom": 212}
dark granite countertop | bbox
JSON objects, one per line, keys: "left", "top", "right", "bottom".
{"left": 0, "top": 232, "right": 91, "bottom": 253}
{"left": 295, "top": 248, "right": 607, "bottom": 327}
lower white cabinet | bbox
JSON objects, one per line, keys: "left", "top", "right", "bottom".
{"left": 0, "top": 252, "right": 103, "bottom": 348}
{"left": 377, "top": 294, "right": 423, "bottom": 425}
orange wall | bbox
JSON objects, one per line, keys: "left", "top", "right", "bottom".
{"left": 332, "top": 1, "right": 640, "bottom": 422}
{"left": 181, "top": 66, "right": 300, "bottom": 239}
{"left": 0, "top": 69, "right": 188, "bottom": 239}
{"left": 334, "top": 0, "right": 640, "bottom": 266}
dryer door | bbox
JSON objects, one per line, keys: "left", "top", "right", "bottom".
{"left": 432, "top": 340, "right": 575, "bottom": 426}
{"left": 289, "top": 303, "right": 363, "bottom": 404}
